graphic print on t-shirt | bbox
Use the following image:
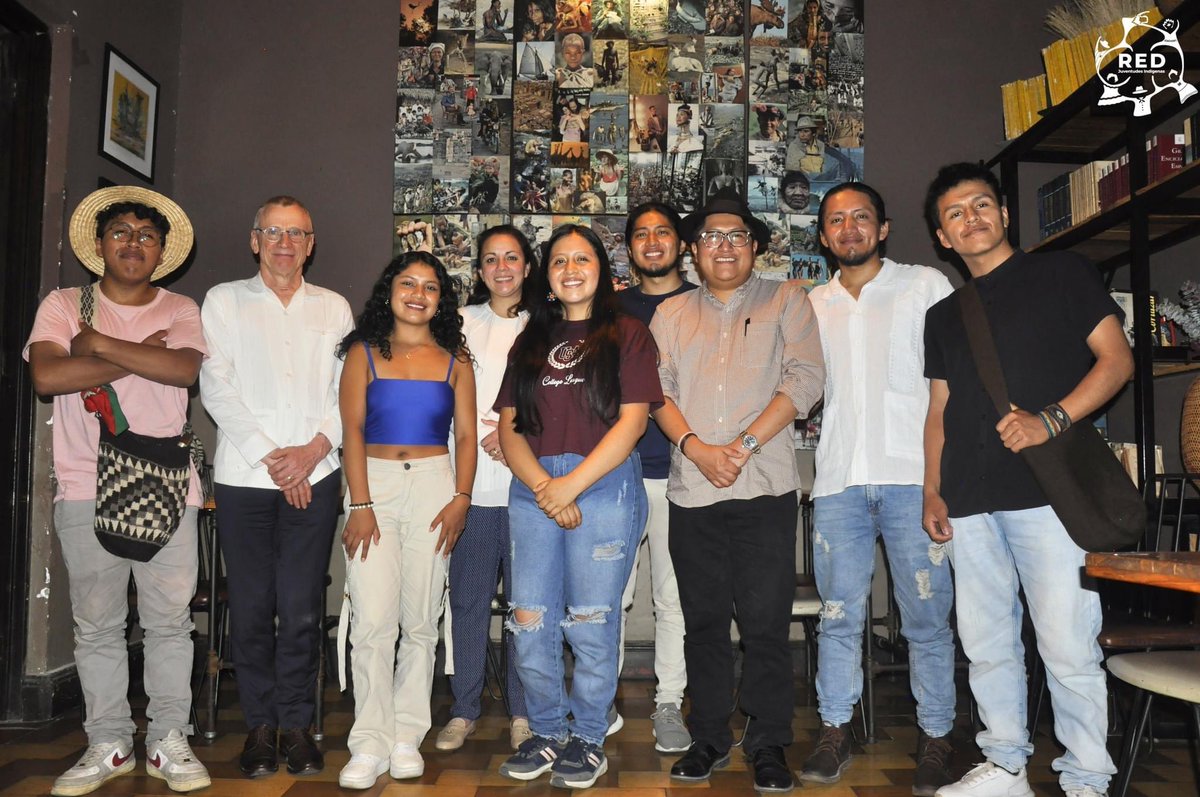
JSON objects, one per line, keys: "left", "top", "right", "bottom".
{"left": 543, "top": 337, "right": 586, "bottom": 387}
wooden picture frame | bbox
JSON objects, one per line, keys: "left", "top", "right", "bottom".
{"left": 98, "top": 45, "right": 159, "bottom": 182}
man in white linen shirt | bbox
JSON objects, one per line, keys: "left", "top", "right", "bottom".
{"left": 801, "top": 183, "right": 956, "bottom": 797}
{"left": 200, "top": 195, "right": 353, "bottom": 780}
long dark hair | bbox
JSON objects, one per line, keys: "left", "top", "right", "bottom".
{"left": 466, "top": 224, "right": 537, "bottom": 314}
{"left": 338, "top": 252, "right": 468, "bottom": 361}
{"left": 510, "top": 224, "right": 622, "bottom": 436}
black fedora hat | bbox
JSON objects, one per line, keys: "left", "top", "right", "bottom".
{"left": 678, "top": 194, "right": 771, "bottom": 251}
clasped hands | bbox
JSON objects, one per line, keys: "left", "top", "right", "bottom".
{"left": 533, "top": 475, "right": 583, "bottom": 530}
{"left": 687, "top": 437, "right": 751, "bottom": 488}
{"left": 262, "top": 437, "right": 328, "bottom": 509}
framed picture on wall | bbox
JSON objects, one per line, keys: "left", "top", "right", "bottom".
{"left": 98, "top": 45, "right": 159, "bottom": 182}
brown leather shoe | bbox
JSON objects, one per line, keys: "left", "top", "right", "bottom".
{"left": 913, "top": 732, "right": 954, "bottom": 797}
{"left": 799, "top": 721, "right": 852, "bottom": 783}
{"left": 239, "top": 725, "right": 278, "bottom": 778}
{"left": 280, "top": 727, "right": 324, "bottom": 776}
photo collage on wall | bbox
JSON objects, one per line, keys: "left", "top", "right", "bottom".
{"left": 392, "top": 0, "right": 864, "bottom": 294}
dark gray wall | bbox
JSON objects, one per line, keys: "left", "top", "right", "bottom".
{"left": 172, "top": 2, "right": 400, "bottom": 311}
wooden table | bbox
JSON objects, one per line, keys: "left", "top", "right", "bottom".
{"left": 1085, "top": 551, "right": 1200, "bottom": 594}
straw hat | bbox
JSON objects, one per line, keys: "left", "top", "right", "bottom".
{"left": 68, "top": 186, "right": 194, "bottom": 281}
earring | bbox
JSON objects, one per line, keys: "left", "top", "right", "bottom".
{"left": 547, "top": 291, "right": 557, "bottom": 302}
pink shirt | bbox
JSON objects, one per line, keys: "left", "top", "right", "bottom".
{"left": 23, "top": 286, "right": 208, "bottom": 504}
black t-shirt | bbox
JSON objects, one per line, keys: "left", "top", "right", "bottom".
{"left": 924, "top": 249, "right": 1123, "bottom": 517}
{"left": 618, "top": 281, "right": 698, "bottom": 479}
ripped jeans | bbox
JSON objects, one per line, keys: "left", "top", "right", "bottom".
{"left": 813, "top": 484, "right": 956, "bottom": 735}
{"left": 507, "top": 452, "right": 648, "bottom": 746}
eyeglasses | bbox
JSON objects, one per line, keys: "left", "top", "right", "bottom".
{"left": 253, "top": 226, "right": 313, "bottom": 243}
{"left": 106, "top": 225, "right": 162, "bottom": 246}
{"left": 698, "top": 229, "right": 754, "bottom": 248}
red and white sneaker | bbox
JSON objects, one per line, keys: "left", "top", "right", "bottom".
{"left": 51, "top": 741, "right": 135, "bottom": 796}
{"left": 146, "top": 729, "right": 212, "bottom": 793}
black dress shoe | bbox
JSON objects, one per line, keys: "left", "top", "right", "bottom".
{"left": 750, "top": 745, "right": 795, "bottom": 793}
{"left": 239, "top": 724, "right": 278, "bottom": 778}
{"left": 280, "top": 727, "right": 324, "bottom": 776}
{"left": 670, "top": 742, "right": 731, "bottom": 782}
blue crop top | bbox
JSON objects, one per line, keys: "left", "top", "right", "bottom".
{"left": 363, "top": 343, "right": 455, "bottom": 446}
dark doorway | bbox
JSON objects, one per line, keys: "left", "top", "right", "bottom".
{"left": 0, "top": 1, "right": 49, "bottom": 721}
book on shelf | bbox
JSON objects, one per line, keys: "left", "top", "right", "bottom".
{"left": 1000, "top": 74, "right": 1048, "bottom": 140}
{"left": 1109, "top": 289, "right": 1162, "bottom": 348}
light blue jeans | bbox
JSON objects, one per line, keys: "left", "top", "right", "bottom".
{"left": 813, "top": 485, "right": 956, "bottom": 736}
{"left": 949, "top": 506, "right": 1115, "bottom": 792}
{"left": 507, "top": 453, "right": 648, "bottom": 746}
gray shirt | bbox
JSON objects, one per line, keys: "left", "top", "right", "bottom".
{"left": 650, "top": 273, "right": 825, "bottom": 508}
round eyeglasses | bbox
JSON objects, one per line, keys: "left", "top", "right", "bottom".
{"left": 106, "top": 226, "right": 162, "bottom": 247}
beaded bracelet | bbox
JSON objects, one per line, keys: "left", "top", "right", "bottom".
{"left": 1044, "top": 403, "right": 1072, "bottom": 434}
{"left": 348, "top": 501, "right": 375, "bottom": 511}
{"left": 1036, "top": 411, "right": 1058, "bottom": 439}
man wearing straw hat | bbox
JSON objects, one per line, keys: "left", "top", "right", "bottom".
{"left": 25, "top": 186, "right": 210, "bottom": 795}
{"left": 199, "top": 196, "right": 353, "bottom": 779}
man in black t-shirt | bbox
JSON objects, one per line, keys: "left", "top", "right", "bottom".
{"left": 615, "top": 203, "right": 698, "bottom": 755}
{"left": 921, "top": 163, "right": 1130, "bottom": 797}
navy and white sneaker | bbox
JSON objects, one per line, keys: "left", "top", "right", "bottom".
{"left": 500, "top": 735, "right": 564, "bottom": 781}
{"left": 550, "top": 737, "right": 608, "bottom": 789}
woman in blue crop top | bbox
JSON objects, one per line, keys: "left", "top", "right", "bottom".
{"left": 493, "top": 225, "right": 663, "bottom": 788}
{"left": 437, "top": 226, "right": 536, "bottom": 754}
{"left": 334, "top": 249, "right": 477, "bottom": 790}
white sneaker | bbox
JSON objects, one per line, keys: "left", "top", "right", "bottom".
{"left": 146, "top": 729, "right": 211, "bottom": 793}
{"left": 339, "top": 753, "right": 388, "bottom": 789}
{"left": 935, "top": 762, "right": 1034, "bottom": 797}
{"left": 435, "top": 717, "right": 476, "bottom": 751}
{"left": 509, "top": 717, "right": 533, "bottom": 751}
{"left": 1064, "top": 788, "right": 1107, "bottom": 797}
{"left": 52, "top": 741, "right": 136, "bottom": 796}
{"left": 605, "top": 704, "right": 624, "bottom": 737}
{"left": 390, "top": 741, "right": 425, "bottom": 779}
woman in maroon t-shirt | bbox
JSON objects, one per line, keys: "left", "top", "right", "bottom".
{"left": 494, "top": 225, "right": 662, "bottom": 788}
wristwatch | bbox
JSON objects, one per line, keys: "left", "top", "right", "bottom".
{"left": 740, "top": 431, "right": 761, "bottom": 454}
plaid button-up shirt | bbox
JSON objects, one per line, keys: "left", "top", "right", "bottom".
{"left": 650, "top": 273, "right": 824, "bottom": 508}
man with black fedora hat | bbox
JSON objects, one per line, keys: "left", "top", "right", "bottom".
{"left": 648, "top": 194, "right": 824, "bottom": 793}
{"left": 25, "top": 186, "right": 210, "bottom": 795}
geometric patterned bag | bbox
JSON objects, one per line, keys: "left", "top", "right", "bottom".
{"left": 79, "top": 283, "right": 198, "bottom": 561}
{"left": 94, "top": 422, "right": 191, "bottom": 561}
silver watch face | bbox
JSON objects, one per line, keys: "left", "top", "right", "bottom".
{"left": 742, "top": 433, "right": 758, "bottom": 450}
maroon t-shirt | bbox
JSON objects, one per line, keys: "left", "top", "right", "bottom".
{"left": 494, "top": 315, "right": 664, "bottom": 457}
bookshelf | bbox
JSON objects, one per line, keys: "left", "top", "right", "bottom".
{"left": 986, "top": 0, "right": 1200, "bottom": 489}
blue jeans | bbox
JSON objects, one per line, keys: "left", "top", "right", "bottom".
{"left": 949, "top": 506, "right": 1115, "bottom": 792}
{"left": 507, "top": 453, "right": 647, "bottom": 746}
{"left": 813, "top": 485, "right": 956, "bottom": 736}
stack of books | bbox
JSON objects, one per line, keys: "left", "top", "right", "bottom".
{"left": 1000, "top": 75, "right": 1050, "bottom": 140}
{"left": 1040, "top": 8, "right": 1162, "bottom": 106}
{"left": 1036, "top": 133, "right": 1185, "bottom": 238}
